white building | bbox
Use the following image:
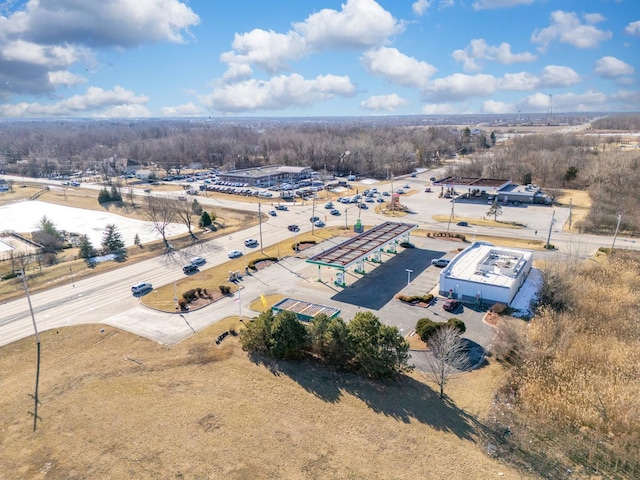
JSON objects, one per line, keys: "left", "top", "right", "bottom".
{"left": 438, "top": 241, "right": 533, "bottom": 306}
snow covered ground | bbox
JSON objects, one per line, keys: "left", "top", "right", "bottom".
{"left": 0, "top": 200, "right": 188, "bottom": 247}
{"left": 510, "top": 268, "right": 542, "bottom": 317}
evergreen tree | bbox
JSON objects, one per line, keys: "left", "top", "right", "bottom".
{"left": 269, "top": 311, "right": 309, "bottom": 360}
{"left": 309, "top": 314, "right": 352, "bottom": 367}
{"left": 78, "top": 234, "right": 96, "bottom": 260}
{"left": 32, "top": 216, "right": 64, "bottom": 253}
{"left": 109, "top": 184, "right": 122, "bottom": 202}
{"left": 101, "top": 224, "right": 125, "bottom": 252}
{"left": 487, "top": 199, "right": 503, "bottom": 221}
{"left": 199, "top": 211, "right": 212, "bottom": 228}
{"left": 348, "top": 311, "right": 410, "bottom": 378}
{"left": 239, "top": 309, "right": 273, "bottom": 354}
{"left": 98, "top": 187, "right": 111, "bottom": 204}
{"left": 133, "top": 233, "right": 142, "bottom": 247}
{"left": 191, "top": 199, "right": 203, "bottom": 215}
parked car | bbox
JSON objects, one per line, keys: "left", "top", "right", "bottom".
{"left": 244, "top": 239, "right": 259, "bottom": 248}
{"left": 330, "top": 209, "right": 341, "bottom": 216}
{"left": 274, "top": 204, "right": 288, "bottom": 211}
{"left": 442, "top": 299, "right": 460, "bottom": 312}
{"left": 314, "top": 220, "right": 326, "bottom": 227}
{"left": 228, "top": 250, "right": 243, "bottom": 258}
{"left": 131, "top": 282, "right": 152, "bottom": 295}
{"left": 424, "top": 187, "right": 432, "bottom": 192}
{"left": 324, "top": 202, "right": 333, "bottom": 209}
{"left": 288, "top": 224, "right": 300, "bottom": 232}
{"left": 182, "top": 264, "right": 199, "bottom": 274}
{"left": 431, "top": 258, "right": 450, "bottom": 268}
{"left": 382, "top": 191, "right": 390, "bottom": 196}
{"left": 190, "top": 257, "right": 206, "bottom": 266}
{"left": 310, "top": 216, "right": 320, "bottom": 223}
{"left": 399, "top": 241, "right": 415, "bottom": 249}
{"left": 357, "top": 203, "right": 368, "bottom": 209}
{"left": 430, "top": 176, "right": 437, "bottom": 181}
{"left": 269, "top": 210, "right": 277, "bottom": 216}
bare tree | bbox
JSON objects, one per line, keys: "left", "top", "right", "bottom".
{"left": 424, "top": 326, "right": 471, "bottom": 398}
{"left": 142, "top": 195, "right": 176, "bottom": 250}
{"left": 172, "top": 197, "right": 197, "bottom": 240}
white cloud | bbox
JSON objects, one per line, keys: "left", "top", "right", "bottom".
{"left": 452, "top": 38, "right": 536, "bottom": 72}
{"left": 518, "top": 90, "right": 607, "bottom": 112}
{"left": 360, "top": 93, "right": 408, "bottom": 111}
{"left": 497, "top": 72, "right": 540, "bottom": 91}
{"left": 473, "top": 0, "right": 535, "bottom": 10}
{"left": 200, "top": 73, "right": 355, "bottom": 113}
{"left": 161, "top": 102, "right": 204, "bottom": 117}
{"left": 424, "top": 73, "right": 497, "bottom": 101}
{"left": 220, "top": 30, "right": 307, "bottom": 74}
{"left": 532, "top": 10, "right": 612, "bottom": 50}
{"left": 482, "top": 100, "right": 515, "bottom": 113}
{"left": 221, "top": 0, "right": 403, "bottom": 77}
{"left": 47, "top": 70, "right": 87, "bottom": 86}
{"left": 421, "top": 103, "right": 468, "bottom": 114}
{"left": 0, "top": 85, "right": 150, "bottom": 117}
{"left": 360, "top": 47, "right": 436, "bottom": 88}
{"left": 412, "top": 0, "right": 432, "bottom": 16}
{"left": 594, "top": 56, "right": 634, "bottom": 78}
{"left": 0, "top": 0, "right": 198, "bottom": 98}
{"left": 539, "top": 65, "right": 581, "bottom": 87}
{"left": 625, "top": 20, "right": 640, "bottom": 36}
{"left": 15, "top": 0, "right": 200, "bottom": 48}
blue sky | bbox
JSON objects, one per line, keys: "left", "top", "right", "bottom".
{"left": 0, "top": 0, "right": 638, "bottom": 118}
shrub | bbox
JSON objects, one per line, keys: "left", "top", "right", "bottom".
{"left": 397, "top": 293, "right": 434, "bottom": 304}
{"left": 183, "top": 289, "right": 197, "bottom": 302}
{"left": 248, "top": 256, "right": 278, "bottom": 269}
{"left": 178, "top": 299, "right": 188, "bottom": 311}
{"left": 491, "top": 302, "right": 508, "bottom": 314}
{"left": 219, "top": 285, "right": 231, "bottom": 295}
{"left": 415, "top": 318, "right": 441, "bottom": 342}
{"left": 196, "top": 287, "right": 202, "bottom": 296}
{"left": 446, "top": 317, "right": 466, "bottom": 334}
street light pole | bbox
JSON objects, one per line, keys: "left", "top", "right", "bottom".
{"left": 611, "top": 214, "right": 622, "bottom": 253}
{"left": 406, "top": 269, "right": 413, "bottom": 286}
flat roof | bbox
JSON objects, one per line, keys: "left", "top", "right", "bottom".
{"left": 307, "top": 221, "right": 417, "bottom": 269}
{"left": 444, "top": 242, "right": 533, "bottom": 288}
{"left": 272, "top": 297, "right": 340, "bottom": 320}
{"left": 435, "top": 176, "right": 511, "bottom": 189}
{"left": 220, "top": 165, "right": 311, "bottom": 178}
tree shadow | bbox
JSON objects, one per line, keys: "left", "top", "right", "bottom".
{"left": 247, "top": 354, "right": 478, "bottom": 441}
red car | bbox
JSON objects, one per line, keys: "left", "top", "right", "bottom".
{"left": 442, "top": 299, "right": 460, "bottom": 312}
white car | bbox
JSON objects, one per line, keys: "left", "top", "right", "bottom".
{"left": 190, "top": 257, "right": 206, "bottom": 266}
{"left": 131, "top": 282, "right": 152, "bottom": 294}
{"left": 228, "top": 250, "right": 243, "bottom": 258}
{"left": 244, "top": 239, "right": 258, "bottom": 248}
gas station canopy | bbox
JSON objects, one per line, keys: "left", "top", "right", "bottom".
{"left": 306, "top": 221, "right": 417, "bottom": 269}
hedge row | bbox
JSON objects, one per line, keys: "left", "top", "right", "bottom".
{"left": 248, "top": 256, "right": 278, "bottom": 269}
{"left": 427, "top": 231, "right": 467, "bottom": 241}
{"left": 397, "top": 293, "right": 434, "bottom": 304}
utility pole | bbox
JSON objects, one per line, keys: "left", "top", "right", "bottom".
{"left": 258, "top": 203, "right": 264, "bottom": 253}
{"left": 611, "top": 214, "right": 622, "bottom": 253}
{"left": 446, "top": 197, "right": 455, "bottom": 233}
{"left": 311, "top": 195, "right": 316, "bottom": 234}
{"left": 568, "top": 198, "right": 573, "bottom": 229}
{"left": 546, "top": 210, "right": 556, "bottom": 249}
{"left": 22, "top": 271, "right": 42, "bottom": 431}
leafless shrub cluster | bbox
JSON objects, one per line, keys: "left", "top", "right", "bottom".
{"left": 488, "top": 252, "right": 640, "bottom": 477}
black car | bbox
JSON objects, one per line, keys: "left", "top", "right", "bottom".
{"left": 456, "top": 221, "right": 468, "bottom": 227}
{"left": 310, "top": 216, "right": 320, "bottom": 222}
{"left": 182, "top": 264, "right": 199, "bottom": 274}
{"left": 288, "top": 224, "right": 300, "bottom": 232}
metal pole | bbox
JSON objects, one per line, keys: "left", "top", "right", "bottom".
{"left": 546, "top": 210, "right": 556, "bottom": 249}
{"left": 611, "top": 214, "right": 622, "bottom": 253}
{"left": 406, "top": 269, "right": 413, "bottom": 286}
{"left": 69, "top": 266, "right": 75, "bottom": 287}
{"left": 312, "top": 195, "right": 316, "bottom": 234}
{"left": 258, "top": 203, "right": 264, "bottom": 253}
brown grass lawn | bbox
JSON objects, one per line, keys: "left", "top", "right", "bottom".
{"left": 555, "top": 188, "right": 591, "bottom": 233}
{"left": 0, "top": 320, "right": 527, "bottom": 480}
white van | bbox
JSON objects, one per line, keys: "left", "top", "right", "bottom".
{"left": 131, "top": 282, "right": 152, "bottom": 294}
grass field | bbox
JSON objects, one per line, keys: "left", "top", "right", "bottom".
{"left": 0, "top": 320, "right": 528, "bottom": 479}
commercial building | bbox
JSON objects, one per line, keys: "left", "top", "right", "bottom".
{"left": 434, "top": 176, "right": 548, "bottom": 204}
{"left": 438, "top": 241, "right": 533, "bottom": 306}
{"left": 217, "top": 165, "right": 313, "bottom": 187}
